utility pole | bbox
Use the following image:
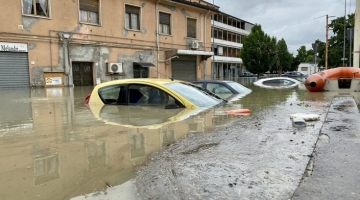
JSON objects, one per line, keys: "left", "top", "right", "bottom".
{"left": 343, "top": 0, "right": 347, "bottom": 66}
{"left": 347, "top": 28, "right": 354, "bottom": 66}
{"left": 326, "top": 15, "right": 329, "bottom": 70}
{"left": 354, "top": 0, "right": 360, "bottom": 68}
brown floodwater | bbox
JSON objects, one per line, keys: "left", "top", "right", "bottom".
{"left": 0, "top": 78, "right": 358, "bottom": 200}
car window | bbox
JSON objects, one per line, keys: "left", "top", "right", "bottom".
{"left": 227, "top": 82, "right": 252, "bottom": 94}
{"left": 165, "top": 82, "right": 224, "bottom": 107}
{"left": 206, "top": 83, "right": 232, "bottom": 94}
{"left": 98, "top": 85, "right": 125, "bottom": 104}
{"left": 127, "top": 84, "right": 179, "bottom": 106}
{"left": 281, "top": 80, "right": 295, "bottom": 85}
{"left": 263, "top": 79, "right": 295, "bottom": 86}
{"left": 263, "top": 79, "right": 295, "bottom": 87}
{"left": 192, "top": 83, "right": 203, "bottom": 87}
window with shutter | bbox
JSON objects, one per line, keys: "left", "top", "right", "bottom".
{"left": 79, "top": 0, "right": 99, "bottom": 24}
{"left": 159, "top": 12, "right": 171, "bottom": 35}
{"left": 22, "top": 0, "right": 50, "bottom": 17}
{"left": 125, "top": 5, "right": 140, "bottom": 30}
{"left": 187, "top": 18, "right": 197, "bottom": 38}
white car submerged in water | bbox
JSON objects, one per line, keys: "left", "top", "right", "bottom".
{"left": 253, "top": 77, "right": 301, "bottom": 89}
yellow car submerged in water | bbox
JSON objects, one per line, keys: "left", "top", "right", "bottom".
{"left": 84, "top": 78, "right": 227, "bottom": 129}
{"left": 85, "top": 78, "right": 226, "bottom": 109}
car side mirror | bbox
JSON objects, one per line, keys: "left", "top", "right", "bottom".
{"left": 165, "top": 104, "right": 180, "bottom": 109}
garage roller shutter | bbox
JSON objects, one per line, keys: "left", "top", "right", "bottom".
{"left": 0, "top": 52, "right": 30, "bottom": 88}
{"left": 171, "top": 56, "right": 196, "bottom": 81}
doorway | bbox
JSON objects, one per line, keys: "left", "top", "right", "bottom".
{"left": 72, "top": 62, "right": 93, "bottom": 86}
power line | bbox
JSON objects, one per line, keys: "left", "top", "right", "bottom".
{"left": 267, "top": 15, "right": 327, "bottom": 32}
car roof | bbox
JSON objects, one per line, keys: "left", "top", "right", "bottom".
{"left": 256, "top": 77, "right": 301, "bottom": 83}
{"left": 95, "top": 78, "right": 183, "bottom": 88}
{"left": 191, "top": 80, "right": 232, "bottom": 84}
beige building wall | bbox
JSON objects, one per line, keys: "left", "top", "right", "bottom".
{"left": 0, "top": 0, "right": 218, "bottom": 87}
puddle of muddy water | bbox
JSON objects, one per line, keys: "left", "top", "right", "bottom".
{"left": 1, "top": 82, "right": 360, "bottom": 200}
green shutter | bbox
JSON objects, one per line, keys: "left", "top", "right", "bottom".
{"left": 159, "top": 12, "right": 170, "bottom": 25}
{"left": 125, "top": 5, "right": 139, "bottom": 15}
{"left": 187, "top": 18, "right": 196, "bottom": 38}
{"left": 80, "top": 0, "right": 99, "bottom": 13}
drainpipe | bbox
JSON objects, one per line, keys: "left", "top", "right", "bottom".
{"left": 156, "top": 0, "right": 161, "bottom": 78}
{"left": 204, "top": 10, "right": 210, "bottom": 80}
{"left": 49, "top": 30, "right": 53, "bottom": 72}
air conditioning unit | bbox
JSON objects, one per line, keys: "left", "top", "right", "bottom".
{"left": 191, "top": 40, "right": 199, "bottom": 50}
{"left": 107, "top": 63, "right": 123, "bottom": 74}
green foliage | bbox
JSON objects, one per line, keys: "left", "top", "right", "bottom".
{"left": 240, "top": 24, "right": 274, "bottom": 75}
{"left": 241, "top": 24, "right": 292, "bottom": 75}
{"left": 276, "top": 38, "right": 293, "bottom": 72}
{"left": 240, "top": 13, "right": 356, "bottom": 74}
{"left": 326, "top": 13, "right": 354, "bottom": 67}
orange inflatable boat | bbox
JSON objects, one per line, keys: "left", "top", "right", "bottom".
{"left": 226, "top": 109, "right": 250, "bottom": 115}
{"left": 305, "top": 67, "right": 360, "bottom": 92}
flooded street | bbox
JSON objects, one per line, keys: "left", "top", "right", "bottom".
{"left": 0, "top": 78, "right": 359, "bottom": 200}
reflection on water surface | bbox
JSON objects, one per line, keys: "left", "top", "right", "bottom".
{"left": 0, "top": 79, "right": 346, "bottom": 200}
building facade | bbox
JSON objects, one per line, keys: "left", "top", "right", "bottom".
{"left": 0, "top": 0, "right": 218, "bottom": 88}
{"left": 211, "top": 12, "right": 253, "bottom": 79}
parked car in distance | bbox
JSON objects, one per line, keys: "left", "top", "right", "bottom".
{"left": 84, "top": 78, "right": 226, "bottom": 109}
{"left": 253, "top": 77, "right": 301, "bottom": 89}
{"left": 191, "top": 80, "right": 252, "bottom": 100}
{"left": 239, "top": 72, "right": 257, "bottom": 77}
{"left": 282, "top": 71, "right": 308, "bottom": 78}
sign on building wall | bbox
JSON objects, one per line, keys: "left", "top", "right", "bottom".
{"left": 0, "top": 42, "right": 28, "bottom": 52}
{"left": 45, "top": 77, "right": 62, "bottom": 85}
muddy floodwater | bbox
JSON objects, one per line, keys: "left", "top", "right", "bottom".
{"left": 1, "top": 78, "right": 360, "bottom": 200}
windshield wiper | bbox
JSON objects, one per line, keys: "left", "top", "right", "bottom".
{"left": 183, "top": 83, "right": 228, "bottom": 103}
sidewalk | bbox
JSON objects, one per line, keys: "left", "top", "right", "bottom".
{"left": 292, "top": 95, "right": 360, "bottom": 200}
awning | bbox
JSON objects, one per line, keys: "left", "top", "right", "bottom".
{"left": 166, "top": 49, "right": 214, "bottom": 61}
{"left": 133, "top": 62, "right": 155, "bottom": 67}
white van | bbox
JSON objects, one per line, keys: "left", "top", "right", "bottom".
{"left": 297, "top": 63, "right": 319, "bottom": 75}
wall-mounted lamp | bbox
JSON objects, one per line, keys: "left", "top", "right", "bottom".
{"left": 63, "top": 33, "right": 71, "bottom": 39}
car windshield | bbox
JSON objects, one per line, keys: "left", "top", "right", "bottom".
{"left": 227, "top": 82, "right": 252, "bottom": 94}
{"left": 263, "top": 79, "right": 296, "bottom": 86}
{"left": 165, "top": 82, "right": 225, "bottom": 107}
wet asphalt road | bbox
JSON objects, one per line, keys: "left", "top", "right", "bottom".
{"left": 134, "top": 93, "right": 360, "bottom": 200}
{"left": 134, "top": 92, "right": 330, "bottom": 200}
{"left": 292, "top": 95, "right": 360, "bottom": 200}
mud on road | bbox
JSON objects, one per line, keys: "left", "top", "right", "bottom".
{"left": 134, "top": 97, "right": 331, "bottom": 200}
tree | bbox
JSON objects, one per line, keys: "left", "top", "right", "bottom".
{"left": 327, "top": 13, "right": 354, "bottom": 67}
{"left": 276, "top": 38, "right": 293, "bottom": 73}
{"left": 240, "top": 24, "right": 274, "bottom": 75}
{"left": 314, "top": 40, "right": 326, "bottom": 67}
{"left": 291, "top": 46, "right": 307, "bottom": 71}
{"left": 296, "top": 46, "right": 308, "bottom": 62}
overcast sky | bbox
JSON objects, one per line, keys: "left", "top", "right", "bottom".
{"left": 210, "top": 0, "right": 356, "bottom": 55}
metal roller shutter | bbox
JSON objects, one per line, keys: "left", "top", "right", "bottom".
{"left": 0, "top": 52, "right": 30, "bottom": 88}
{"left": 171, "top": 55, "right": 196, "bottom": 81}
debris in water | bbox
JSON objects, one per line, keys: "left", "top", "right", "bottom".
{"left": 292, "top": 117, "right": 306, "bottom": 127}
{"left": 172, "top": 169, "right": 177, "bottom": 178}
{"left": 105, "top": 181, "right": 112, "bottom": 187}
{"left": 290, "top": 113, "right": 320, "bottom": 121}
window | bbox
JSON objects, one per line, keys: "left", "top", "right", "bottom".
{"left": 187, "top": 18, "right": 197, "bottom": 38}
{"left": 98, "top": 85, "right": 125, "bottom": 104}
{"left": 223, "top": 30, "right": 228, "bottom": 41}
{"left": 213, "top": 28, "right": 218, "bottom": 39}
{"left": 125, "top": 5, "right": 140, "bottom": 30}
{"left": 128, "top": 85, "right": 177, "bottom": 105}
{"left": 79, "top": 0, "right": 99, "bottom": 24}
{"left": 207, "top": 83, "right": 232, "bottom": 94}
{"left": 159, "top": 12, "right": 171, "bottom": 34}
{"left": 22, "top": 0, "right": 50, "bottom": 17}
